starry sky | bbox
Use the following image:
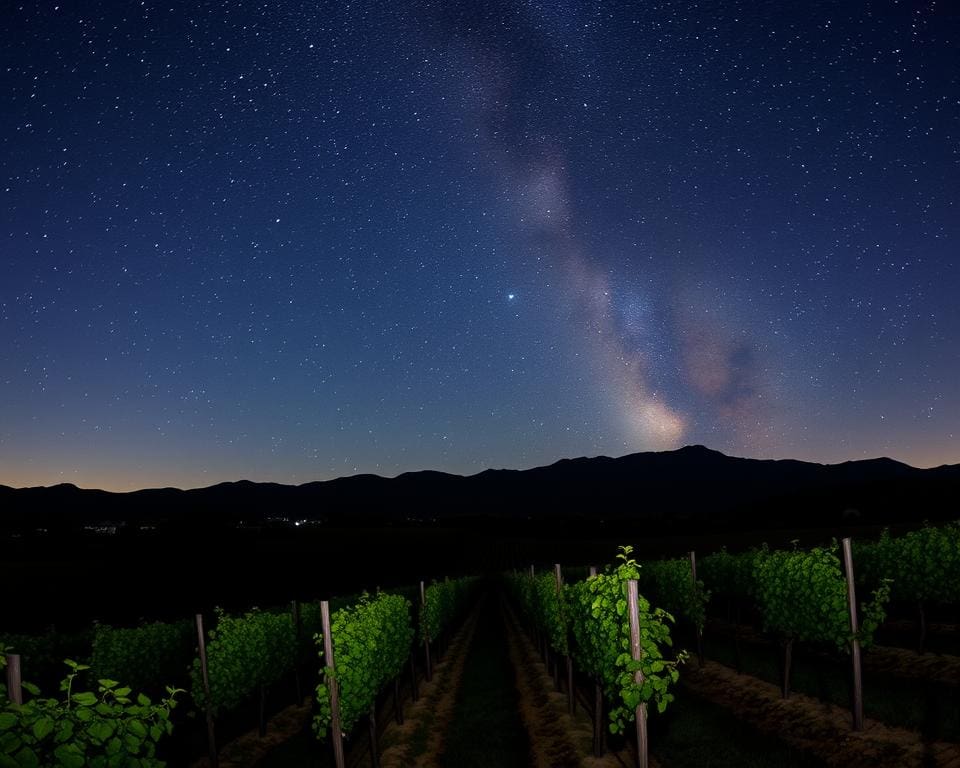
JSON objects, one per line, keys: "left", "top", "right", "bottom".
{"left": 2, "top": 1, "right": 958, "bottom": 491}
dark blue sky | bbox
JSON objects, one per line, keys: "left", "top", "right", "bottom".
{"left": 2, "top": 1, "right": 957, "bottom": 490}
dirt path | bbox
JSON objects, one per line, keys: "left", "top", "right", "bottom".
{"left": 862, "top": 645, "right": 960, "bottom": 687}
{"left": 376, "top": 600, "right": 483, "bottom": 768}
{"left": 681, "top": 659, "right": 960, "bottom": 767}
{"left": 437, "top": 595, "right": 531, "bottom": 766}
{"left": 189, "top": 700, "right": 312, "bottom": 768}
{"left": 379, "top": 592, "right": 647, "bottom": 768}
{"left": 501, "top": 599, "right": 654, "bottom": 768}
{"left": 199, "top": 602, "right": 960, "bottom": 768}
{"left": 500, "top": 600, "right": 583, "bottom": 768}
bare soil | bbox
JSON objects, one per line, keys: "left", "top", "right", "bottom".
{"left": 376, "top": 603, "right": 483, "bottom": 768}
{"left": 191, "top": 598, "right": 960, "bottom": 768}
{"left": 501, "top": 600, "right": 660, "bottom": 768}
{"left": 680, "top": 659, "right": 960, "bottom": 767}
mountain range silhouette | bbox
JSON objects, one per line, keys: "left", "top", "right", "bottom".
{"left": 3, "top": 445, "right": 957, "bottom": 534}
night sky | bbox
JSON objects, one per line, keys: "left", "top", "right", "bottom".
{"left": 2, "top": 1, "right": 958, "bottom": 491}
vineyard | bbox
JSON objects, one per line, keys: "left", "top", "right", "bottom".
{"left": 2, "top": 522, "right": 959, "bottom": 767}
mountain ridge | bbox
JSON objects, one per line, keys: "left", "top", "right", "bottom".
{"left": 2, "top": 444, "right": 958, "bottom": 536}
{"left": 0, "top": 444, "right": 939, "bottom": 495}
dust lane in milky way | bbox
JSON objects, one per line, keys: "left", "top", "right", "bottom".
{"left": 1, "top": 1, "right": 957, "bottom": 490}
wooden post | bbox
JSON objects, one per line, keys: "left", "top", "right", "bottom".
{"left": 292, "top": 600, "right": 302, "bottom": 704}
{"left": 555, "top": 563, "right": 574, "bottom": 715}
{"left": 195, "top": 614, "right": 219, "bottom": 768}
{"left": 258, "top": 683, "right": 267, "bottom": 737}
{"left": 369, "top": 705, "right": 380, "bottom": 768}
{"left": 626, "top": 580, "right": 649, "bottom": 768}
{"left": 409, "top": 652, "right": 419, "bottom": 702}
{"left": 781, "top": 638, "right": 793, "bottom": 698}
{"left": 733, "top": 600, "right": 743, "bottom": 675}
{"left": 841, "top": 537, "right": 864, "bottom": 731}
{"left": 321, "top": 601, "right": 346, "bottom": 768}
{"left": 917, "top": 600, "right": 927, "bottom": 655}
{"left": 420, "top": 581, "right": 432, "bottom": 682}
{"left": 689, "top": 551, "right": 704, "bottom": 667}
{"left": 5, "top": 654, "right": 22, "bottom": 705}
{"left": 593, "top": 679, "right": 604, "bottom": 757}
{"left": 528, "top": 564, "right": 535, "bottom": 638}
{"left": 393, "top": 676, "right": 403, "bottom": 724}
{"left": 589, "top": 566, "right": 597, "bottom": 578}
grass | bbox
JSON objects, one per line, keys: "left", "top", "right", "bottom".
{"left": 438, "top": 597, "right": 530, "bottom": 767}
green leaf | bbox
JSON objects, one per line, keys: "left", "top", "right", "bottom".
{"left": 13, "top": 747, "right": 40, "bottom": 768}
{"left": 72, "top": 691, "right": 97, "bottom": 707}
{"left": 93, "top": 720, "right": 117, "bottom": 743}
{"left": 30, "top": 717, "right": 54, "bottom": 741}
{"left": 54, "top": 720, "right": 74, "bottom": 743}
{"left": 53, "top": 743, "right": 85, "bottom": 768}
{"left": 123, "top": 732, "right": 142, "bottom": 753}
{"left": 0, "top": 733, "right": 22, "bottom": 754}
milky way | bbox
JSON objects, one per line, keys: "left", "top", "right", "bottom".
{"left": 1, "top": 1, "right": 957, "bottom": 489}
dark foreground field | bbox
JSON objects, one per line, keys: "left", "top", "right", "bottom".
{"left": 0, "top": 519, "right": 915, "bottom": 629}
{"left": 4, "top": 519, "right": 958, "bottom": 767}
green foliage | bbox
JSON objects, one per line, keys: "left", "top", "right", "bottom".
{"left": 753, "top": 543, "right": 890, "bottom": 652}
{"left": 91, "top": 621, "right": 193, "bottom": 696}
{"left": 535, "top": 571, "right": 569, "bottom": 655}
{"left": 504, "top": 569, "right": 568, "bottom": 655}
{"left": 638, "top": 558, "right": 710, "bottom": 632}
{"left": 297, "top": 595, "right": 358, "bottom": 667}
{"left": 564, "top": 547, "right": 686, "bottom": 734}
{"left": 419, "top": 578, "right": 476, "bottom": 643}
{"left": 0, "top": 656, "right": 182, "bottom": 768}
{"left": 313, "top": 592, "right": 414, "bottom": 738}
{"left": 504, "top": 571, "right": 537, "bottom": 629}
{"left": 699, "top": 547, "right": 760, "bottom": 603}
{"left": 0, "top": 630, "right": 93, "bottom": 695}
{"left": 189, "top": 607, "right": 297, "bottom": 715}
{"left": 855, "top": 522, "right": 960, "bottom": 604}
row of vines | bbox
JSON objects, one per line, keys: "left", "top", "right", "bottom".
{"left": 509, "top": 521, "right": 959, "bottom": 764}
{"left": 1, "top": 576, "right": 478, "bottom": 767}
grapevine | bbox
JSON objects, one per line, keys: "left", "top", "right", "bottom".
{"left": 91, "top": 620, "right": 194, "bottom": 696}
{"left": 752, "top": 542, "right": 890, "bottom": 652}
{"left": 0, "top": 655, "right": 183, "bottom": 768}
{"left": 638, "top": 557, "right": 710, "bottom": 633}
{"left": 313, "top": 591, "right": 414, "bottom": 739}
{"left": 189, "top": 607, "right": 297, "bottom": 715}
{"left": 565, "top": 546, "right": 687, "bottom": 734}
{"left": 855, "top": 523, "right": 960, "bottom": 605}
{"left": 699, "top": 547, "right": 760, "bottom": 605}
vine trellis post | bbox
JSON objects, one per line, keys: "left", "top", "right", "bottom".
{"left": 841, "top": 537, "right": 864, "bottom": 731}
{"left": 320, "top": 600, "right": 345, "bottom": 768}
{"left": 626, "top": 580, "right": 648, "bottom": 768}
